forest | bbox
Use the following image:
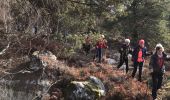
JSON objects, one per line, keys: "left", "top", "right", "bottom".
{"left": 0, "top": 0, "right": 170, "bottom": 100}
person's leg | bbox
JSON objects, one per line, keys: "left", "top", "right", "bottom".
{"left": 157, "top": 72, "right": 163, "bottom": 89}
{"left": 132, "top": 62, "right": 138, "bottom": 78}
{"left": 98, "top": 48, "right": 102, "bottom": 63}
{"left": 125, "top": 58, "right": 129, "bottom": 73}
{"left": 84, "top": 44, "right": 88, "bottom": 54}
{"left": 93, "top": 48, "right": 98, "bottom": 61}
{"left": 86, "top": 44, "right": 90, "bottom": 55}
{"left": 82, "top": 43, "right": 85, "bottom": 52}
{"left": 138, "top": 62, "right": 144, "bottom": 82}
{"left": 152, "top": 73, "right": 158, "bottom": 99}
{"left": 102, "top": 48, "right": 106, "bottom": 62}
{"left": 117, "top": 57, "right": 124, "bottom": 69}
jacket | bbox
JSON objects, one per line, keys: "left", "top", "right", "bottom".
{"left": 132, "top": 46, "right": 149, "bottom": 62}
{"left": 149, "top": 52, "right": 170, "bottom": 73}
{"left": 119, "top": 44, "right": 132, "bottom": 59}
{"left": 96, "top": 40, "right": 107, "bottom": 49}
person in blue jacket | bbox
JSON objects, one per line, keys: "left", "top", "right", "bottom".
{"left": 131, "top": 39, "right": 152, "bottom": 82}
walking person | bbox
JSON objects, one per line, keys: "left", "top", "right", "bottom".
{"left": 117, "top": 39, "right": 132, "bottom": 73}
{"left": 82, "top": 35, "right": 91, "bottom": 55}
{"left": 149, "top": 43, "right": 170, "bottom": 100}
{"left": 131, "top": 39, "right": 152, "bottom": 82}
{"left": 94, "top": 35, "right": 108, "bottom": 63}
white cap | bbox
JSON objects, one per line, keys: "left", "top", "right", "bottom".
{"left": 101, "top": 35, "right": 105, "bottom": 38}
{"left": 125, "top": 39, "right": 130, "bottom": 43}
{"left": 155, "top": 43, "right": 164, "bottom": 52}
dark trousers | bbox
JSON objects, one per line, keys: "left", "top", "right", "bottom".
{"left": 117, "top": 57, "right": 129, "bottom": 73}
{"left": 132, "top": 62, "right": 144, "bottom": 81}
{"left": 96, "top": 48, "right": 102, "bottom": 63}
{"left": 152, "top": 72, "right": 163, "bottom": 99}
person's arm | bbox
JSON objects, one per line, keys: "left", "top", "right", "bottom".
{"left": 118, "top": 44, "right": 124, "bottom": 53}
{"left": 89, "top": 38, "right": 92, "bottom": 44}
{"left": 128, "top": 46, "right": 133, "bottom": 55}
{"left": 164, "top": 52, "right": 170, "bottom": 61}
{"left": 103, "top": 39, "right": 108, "bottom": 48}
{"left": 166, "top": 56, "right": 170, "bottom": 61}
{"left": 131, "top": 47, "right": 136, "bottom": 61}
{"left": 149, "top": 55, "right": 154, "bottom": 74}
{"left": 145, "top": 47, "right": 153, "bottom": 56}
{"left": 96, "top": 41, "right": 99, "bottom": 48}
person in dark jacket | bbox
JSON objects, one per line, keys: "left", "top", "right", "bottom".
{"left": 117, "top": 39, "right": 132, "bottom": 73}
{"left": 149, "top": 43, "right": 170, "bottom": 100}
{"left": 83, "top": 35, "right": 91, "bottom": 55}
{"left": 131, "top": 39, "right": 151, "bottom": 82}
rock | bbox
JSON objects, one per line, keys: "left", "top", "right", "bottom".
{"left": 41, "top": 93, "right": 50, "bottom": 100}
{"left": 38, "top": 80, "right": 51, "bottom": 87}
{"left": 89, "top": 66, "right": 100, "bottom": 73}
{"left": 29, "top": 50, "right": 57, "bottom": 71}
{"left": 107, "top": 58, "right": 117, "bottom": 65}
{"left": 65, "top": 76, "right": 106, "bottom": 100}
{"left": 128, "top": 54, "right": 132, "bottom": 59}
{"left": 110, "top": 76, "right": 123, "bottom": 83}
{"left": 89, "top": 76, "right": 106, "bottom": 96}
{"left": 112, "top": 53, "right": 120, "bottom": 62}
{"left": 119, "top": 65, "right": 126, "bottom": 70}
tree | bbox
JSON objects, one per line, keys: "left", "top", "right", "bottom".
{"left": 120, "top": 0, "right": 170, "bottom": 47}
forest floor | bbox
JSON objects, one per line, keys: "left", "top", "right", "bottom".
{"left": 0, "top": 49, "right": 170, "bottom": 100}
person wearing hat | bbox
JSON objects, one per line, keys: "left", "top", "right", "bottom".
{"left": 117, "top": 39, "right": 132, "bottom": 73}
{"left": 149, "top": 43, "right": 170, "bottom": 100}
{"left": 131, "top": 39, "right": 152, "bottom": 82}
{"left": 94, "top": 35, "right": 108, "bottom": 63}
{"left": 82, "top": 35, "right": 91, "bottom": 55}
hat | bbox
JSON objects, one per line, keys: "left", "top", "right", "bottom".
{"left": 155, "top": 43, "right": 164, "bottom": 52}
{"left": 101, "top": 35, "right": 105, "bottom": 38}
{"left": 125, "top": 39, "right": 130, "bottom": 43}
{"left": 139, "top": 39, "right": 145, "bottom": 45}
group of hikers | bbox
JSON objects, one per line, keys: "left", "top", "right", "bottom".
{"left": 82, "top": 34, "right": 170, "bottom": 100}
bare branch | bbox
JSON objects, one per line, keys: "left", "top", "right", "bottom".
{"left": 0, "top": 42, "right": 10, "bottom": 55}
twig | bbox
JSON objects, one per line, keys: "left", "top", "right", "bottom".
{"left": 0, "top": 42, "right": 10, "bottom": 55}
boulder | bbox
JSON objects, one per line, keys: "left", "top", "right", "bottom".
{"left": 29, "top": 51, "right": 57, "bottom": 71}
{"left": 65, "top": 76, "right": 106, "bottom": 100}
{"left": 106, "top": 58, "right": 117, "bottom": 65}
{"left": 112, "top": 53, "right": 120, "bottom": 62}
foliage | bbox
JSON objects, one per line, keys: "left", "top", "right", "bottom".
{"left": 1, "top": 0, "right": 170, "bottom": 51}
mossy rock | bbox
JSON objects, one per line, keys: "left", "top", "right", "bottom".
{"left": 64, "top": 76, "right": 106, "bottom": 100}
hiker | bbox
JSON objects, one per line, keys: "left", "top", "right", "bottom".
{"left": 149, "top": 43, "right": 170, "bottom": 100}
{"left": 94, "top": 35, "right": 108, "bottom": 63}
{"left": 82, "top": 35, "right": 91, "bottom": 55}
{"left": 131, "top": 39, "right": 152, "bottom": 82}
{"left": 117, "top": 39, "right": 132, "bottom": 73}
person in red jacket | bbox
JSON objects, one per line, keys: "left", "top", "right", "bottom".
{"left": 131, "top": 39, "right": 152, "bottom": 82}
{"left": 94, "top": 35, "right": 108, "bottom": 63}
